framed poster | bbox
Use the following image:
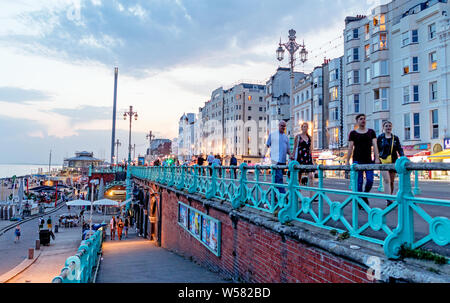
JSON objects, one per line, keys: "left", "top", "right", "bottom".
{"left": 178, "top": 201, "right": 221, "bottom": 256}
{"left": 178, "top": 203, "right": 188, "bottom": 228}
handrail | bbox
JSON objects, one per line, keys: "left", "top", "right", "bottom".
{"left": 52, "top": 228, "right": 103, "bottom": 283}
{"left": 129, "top": 157, "right": 450, "bottom": 259}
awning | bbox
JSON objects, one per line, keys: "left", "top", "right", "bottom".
{"left": 428, "top": 149, "right": 450, "bottom": 160}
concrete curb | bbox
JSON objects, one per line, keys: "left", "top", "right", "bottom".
{"left": 0, "top": 250, "right": 42, "bottom": 283}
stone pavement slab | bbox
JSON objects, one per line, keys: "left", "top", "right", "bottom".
{"left": 96, "top": 235, "right": 229, "bottom": 283}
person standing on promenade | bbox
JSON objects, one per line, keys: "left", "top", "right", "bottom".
{"left": 291, "top": 122, "right": 314, "bottom": 195}
{"left": 229, "top": 154, "right": 238, "bottom": 178}
{"left": 117, "top": 218, "right": 124, "bottom": 240}
{"left": 124, "top": 216, "right": 129, "bottom": 239}
{"left": 346, "top": 114, "right": 380, "bottom": 207}
{"left": 377, "top": 121, "right": 404, "bottom": 206}
{"left": 197, "top": 154, "right": 205, "bottom": 166}
{"left": 266, "top": 120, "right": 291, "bottom": 195}
{"left": 110, "top": 216, "right": 116, "bottom": 240}
{"left": 47, "top": 216, "right": 52, "bottom": 230}
{"left": 14, "top": 224, "right": 21, "bottom": 243}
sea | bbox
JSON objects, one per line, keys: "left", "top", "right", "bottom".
{"left": 0, "top": 164, "right": 62, "bottom": 179}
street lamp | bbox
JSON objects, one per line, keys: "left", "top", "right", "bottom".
{"left": 123, "top": 106, "right": 138, "bottom": 204}
{"left": 276, "top": 29, "right": 307, "bottom": 134}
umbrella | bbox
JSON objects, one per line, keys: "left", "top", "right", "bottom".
{"left": 93, "top": 198, "right": 119, "bottom": 206}
{"left": 66, "top": 199, "right": 92, "bottom": 206}
{"left": 93, "top": 198, "right": 119, "bottom": 223}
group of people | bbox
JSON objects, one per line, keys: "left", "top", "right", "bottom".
{"left": 267, "top": 114, "right": 404, "bottom": 206}
{"left": 109, "top": 215, "right": 131, "bottom": 241}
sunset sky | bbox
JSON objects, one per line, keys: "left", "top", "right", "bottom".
{"left": 0, "top": 0, "right": 388, "bottom": 164}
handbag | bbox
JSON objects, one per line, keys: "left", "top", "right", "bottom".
{"left": 380, "top": 135, "right": 394, "bottom": 164}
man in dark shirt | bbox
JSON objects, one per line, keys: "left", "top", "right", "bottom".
{"left": 197, "top": 155, "right": 205, "bottom": 166}
{"left": 229, "top": 154, "right": 238, "bottom": 178}
{"left": 346, "top": 114, "right": 380, "bottom": 206}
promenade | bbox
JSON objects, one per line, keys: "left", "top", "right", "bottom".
{"left": 0, "top": 204, "right": 228, "bottom": 283}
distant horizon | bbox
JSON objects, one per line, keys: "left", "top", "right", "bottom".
{"left": 0, "top": 163, "right": 63, "bottom": 166}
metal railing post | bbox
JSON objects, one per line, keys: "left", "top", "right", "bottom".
{"left": 378, "top": 171, "right": 384, "bottom": 192}
{"left": 206, "top": 163, "right": 218, "bottom": 199}
{"left": 279, "top": 161, "right": 299, "bottom": 223}
{"left": 384, "top": 157, "right": 415, "bottom": 259}
{"left": 413, "top": 170, "right": 421, "bottom": 195}
{"left": 189, "top": 165, "right": 199, "bottom": 194}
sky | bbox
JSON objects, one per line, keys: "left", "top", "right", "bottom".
{"left": 0, "top": 0, "right": 389, "bottom": 165}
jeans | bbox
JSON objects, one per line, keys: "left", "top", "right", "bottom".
{"left": 354, "top": 161, "right": 374, "bottom": 193}
{"left": 273, "top": 162, "right": 286, "bottom": 194}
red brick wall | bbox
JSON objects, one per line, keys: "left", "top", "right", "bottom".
{"left": 157, "top": 186, "right": 373, "bottom": 283}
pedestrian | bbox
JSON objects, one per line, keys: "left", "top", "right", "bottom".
{"left": 39, "top": 217, "right": 44, "bottom": 230}
{"left": 197, "top": 154, "right": 205, "bottom": 166}
{"left": 346, "top": 114, "right": 380, "bottom": 207}
{"left": 266, "top": 120, "right": 291, "bottom": 195}
{"left": 229, "top": 154, "right": 238, "bottom": 178}
{"left": 212, "top": 155, "right": 222, "bottom": 177}
{"left": 377, "top": 121, "right": 404, "bottom": 206}
{"left": 124, "top": 216, "right": 129, "bottom": 239}
{"left": 110, "top": 216, "right": 116, "bottom": 240}
{"left": 117, "top": 218, "right": 124, "bottom": 240}
{"left": 14, "top": 224, "right": 21, "bottom": 243}
{"left": 207, "top": 152, "right": 215, "bottom": 165}
{"left": 291, "top": 122, "right": 315, "bottom": 195}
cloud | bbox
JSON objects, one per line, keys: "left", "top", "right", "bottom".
{"left": 2, "top": 0, "right": 368, "bottom": 77}
{"left": 52, "top": 105, "right": 112, "bottom": 122}
{"left": 0, "top": 86, "right": 51, "bottom": 103}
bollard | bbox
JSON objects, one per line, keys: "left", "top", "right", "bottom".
{"left": 35, "top": 239, "right": 40, "bottom": 250}
{"left": 28, "top": 248, "right": 34, "bottom": 259}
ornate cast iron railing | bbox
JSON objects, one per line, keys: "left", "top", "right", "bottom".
{"left": 129, "top": 157, "right": 450, "bottom": 260}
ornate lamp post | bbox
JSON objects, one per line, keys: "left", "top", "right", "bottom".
{"left": 276, "top": 29, "right": 308, "bottom": 134}
{"left": 123, "top": 106, "right": 138, "bottom": 205}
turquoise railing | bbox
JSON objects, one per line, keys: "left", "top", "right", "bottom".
{"left": 90, "top": 166, "right": 126, "bottom": 176}
{"left": 129, "top": 158, "right": 450, "bottom": 260}
{"left": 52, "top": 228, "right": 103, "bottom": 283}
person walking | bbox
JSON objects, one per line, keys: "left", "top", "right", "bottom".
{"left": 14, "top": 224, "right": 21, "bottom": 243}
{"left": 291, "top": 122, "right": 315, "bottom": 196}
{"left": 47, "top": 216, "right": 52, "bottom": 230}
{"left": 124, "top": 216, "right": 130, "bottom": 239}
{"left": 266, "top": 120, "right": 291, "bottom": 195}
{"left": 197, "top": 154, "right": 205, "bottom": 166}
{"left": 109, "top": 216, "right": 116, "bottom": 240}
{"left": 230, "top": 154, "right": 238, "bottom": 178}
{"left": 346, "top": 114, "right": 380, "bottom": 207}
{"left": 377, "top": 121, "right": 404, "bottom": 206}
{"left": 117, "top": 218, "right": 124, "bottom": 240}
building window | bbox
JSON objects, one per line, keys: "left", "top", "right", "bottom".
{"left": 374, "top": 119, "right": 381, "bottom": 135}
{"left": 430, "top": 81, "right": 438, "bottom": 101}
{"left": 372, "top": 60, "right": 389, "bottom": 77}
{"left": 404, "top": 113, "right": 410, "bottom": 140}
{"left": 413, "top": 113, "right": 420, "bottom": 139}
{"left": 248, "top": 106, "right": 251, "bottom": 111}
{"left": 347, "top": 47, "right": 359, "bottom": 63}
{"left": 429, "top": 52, "right": 437, "bottom": 70}
{"left": 347, "top": 70, "right": 359, "bottom": 85}
{"left": 365, "top": 44, "right": 370, "bottom": 59}
{"left": 412, "top": 57, "right": 419, "bottom": 72}
{"left": 403, "top": 58, "right": 410, "bottom": 74}
{"left": 365, "top": 67, "right": 371, "bottom": 83}
{"left": 365, "top": 23, "right": 370, "bottom": 40}
{"left": 402, "top": 32, "right": 409, "bottom": 46}
{"left": 353, "top": 28, "right": 359, "bottom": 39}
{"left": 403, "top": 86, "right": 410, "bottom": 104}
{"left": 259, "top": 96, "right": 263, "bottom": 102}
{"left": 413, "top": 85, "right": 419, "bottom": 102}
{"left": 373, "top": 14, "right": 386, "bottom": 32}
{"left": 374, "top": 88, "right": 389, "bottom": 111}
{"left": 248, "top": 95, "right": 252, "bottom": 101}
{"left": 353, "top": 94, "right": 360, "bottom": 113}
{"left": 330, "top": 107, "right": 339, "bottom": 121}
{"left": 248, "top": 116, "right": 251, "bottom": 121}
{"left": 259, "top": 107, "right": 263, "bottom": 112}
{"left": 429, "top": 23, "right": 436, "bottom": 40}
{"left": 412, "top": 30, "right": 418, "bottom": 43}
{"left": 431, "top": 109, "right": 439, "bottom": 139}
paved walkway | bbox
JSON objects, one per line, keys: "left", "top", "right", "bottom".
{"left": 96, "top": 232, "right": 228, "bottom": 283}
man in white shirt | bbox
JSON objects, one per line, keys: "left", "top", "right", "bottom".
{"left": 266, "top": 121, "right": 291, "bottom": 194}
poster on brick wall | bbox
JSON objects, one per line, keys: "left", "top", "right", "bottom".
{"left": 178, "top": 201, "right": 221, "bottom": 257}
{"left": 178, "top": 204, "right": 188, "bottom": 228}
{"left": 189, "top": 209, "right": 201, "bottom": 238}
